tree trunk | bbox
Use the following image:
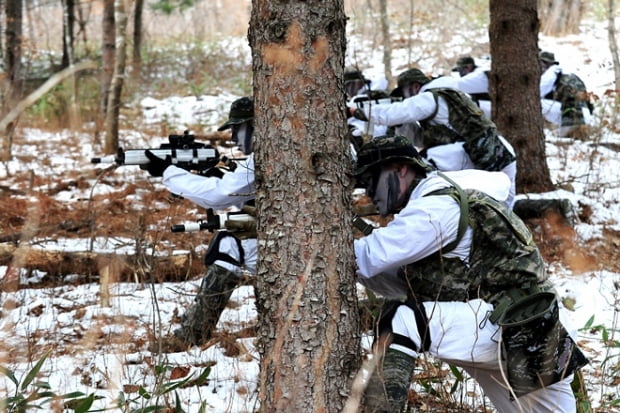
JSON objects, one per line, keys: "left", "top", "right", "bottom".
{"left": 61, "top": 0, "right": 75, "bottom": 69}
{"left": 132, "top": 0, "right": 144, "bottom": 79}
{"left": 489, "top": 0, "right": 554, "bottom": 193}
{"left": 538, "top": 0, "right": 584, "bottom": 36}
{"left": 104, "top": 0, "right": 128, "bottom": 154}
{"left": 248, "top": 1, "right": 361, "bottom": 411}
{"left": 1, "top": 0, "right": 23, "bottom": 161}
{"left": 608, "top": 0, "right": 620, "bottom": 92}
{"left": 100, "top": 0, "right": 115, "bottom": 127}
{"left": 379, "top": 0, "right": 393, "bottom": 89}
{"left": 0, "top": 0, "right": 4, "bottom": 62}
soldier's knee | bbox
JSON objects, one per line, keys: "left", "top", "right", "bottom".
{"left": 376, "top": 297, "right": 430, "bottom": 354}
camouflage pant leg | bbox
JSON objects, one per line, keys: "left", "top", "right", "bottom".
{"left": 175, "top": 264, "right": 241, "bottom": 345}
{"left": 365, "top": 348, "right": 416, "bottom": 413}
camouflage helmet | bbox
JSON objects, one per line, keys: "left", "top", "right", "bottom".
{"left": 539, "top": 51, "right": 558, "bottom": 65}
{"left": 354, "top": 135, "right": 433, "bottom": 176}
{"left": 344, "top": 67, "right": 366, "bottom": 82}
{"left": 397, "top": 68, "right": 430, "bottom": 89}
{"left": 391, "top": 68, "right": 430, "bottom": 97}
{"left": 452, "top": 55, "right": 475, "bottom": 71}
{"left": 217, "top": 96, "right": 254, "bottom": 131}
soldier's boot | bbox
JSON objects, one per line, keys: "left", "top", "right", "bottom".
{"left": 365, "top": 348, "right": 416, "bottom": 413}
{"left": 174, "top": 264, "right": 241, "bottom": 346}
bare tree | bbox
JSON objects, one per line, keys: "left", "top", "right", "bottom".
{"left": 100, "top": 0, "right": 115, "bottom": 126}
{"left": 538, "top": 0, "right": 584, "bottom": 36}
{"left": 61, "top": 0, "right": 75, "bottom": 69}
{"left": 1, "top": 0, "right": 23, "bottom": 161}
{"left": 132, "top": 0, "right": 145, "bottom": 79}
{"left": 379, "top": 0, "right": 393, "bottom": 88}
{"left": 489, "top": 0, "right": 554, "bottom": 193}
{"left": 608, "top": 0, "right": 620, "bottom": 92}
{"left": 248, "top": 0, "right": 361, "bottom": 411}
{"left": 104, "top": 0, "right": 128, "bottom": 154}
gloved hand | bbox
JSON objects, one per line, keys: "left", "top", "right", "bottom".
{"left": 240, "top": 204, "right": 256, "bottom": 217}
{"left": 224, "top": 218, "right": 257, "bottom": 239}
{"left": 142, "top": 149, "right": 172, "bottom": 177}
{"left": 351, "top": 107, "right": 369, "bottom": 121}
{"left": 224, "top": 204, "right": 257, "bottom": 239}
{"left": 201, "top": 166, "right": 225, "bottom": 178}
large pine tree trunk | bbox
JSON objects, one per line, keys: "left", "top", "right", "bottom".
{"left": 490, "top": 0, "right": 554, "bottom": 193}
{"left": 248, "top": 1, "right": 361, "bottom": 411}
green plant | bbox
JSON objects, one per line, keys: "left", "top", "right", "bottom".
{"left": 25, "top": 73, "right": 101, "bottom": 129}
{"left": 114, "top": 364, "right": 212, "bottom": 412}
{"left": 0, "top": 351, "right": 100, "bottom": 412}
{"left": 580, "top": 315, "right": 620, "bottom": 410}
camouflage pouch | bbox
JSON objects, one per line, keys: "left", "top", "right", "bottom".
{"left": 497, "top": 292, "right": 588, "bottom": 398}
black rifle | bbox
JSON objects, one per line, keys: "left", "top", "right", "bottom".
{"left": 91, "top": 131, "right": 222, "bottom": 174}
{"left": 171, "top": 208, "right": 255, "bottom": 233}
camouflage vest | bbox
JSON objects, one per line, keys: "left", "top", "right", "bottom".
{"left": 420, "top": 88, "right": 515, "bottom": 171}
{"left": 402, "top": 188, "right": 547, "bottom": 306}
{"left": 547, "top": 72, "right": 593, "bottom": 127}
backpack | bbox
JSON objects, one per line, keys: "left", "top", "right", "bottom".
{"left": 420, "top": 88, "right": 515, "bottom": 171}
{"left": 553, "top": 72, "right": 588, "bottom": 104}
{"left": 547, "top": 72, "right": 594, "bottom": 127}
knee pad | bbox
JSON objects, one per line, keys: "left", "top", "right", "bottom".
{"left": 376, "top": 297, "right": 431, "bottom": 353}
{"left": 203, "top": 231, "right": 245, "bottom": 267}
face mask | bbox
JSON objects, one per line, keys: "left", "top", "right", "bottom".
{"left": 370, "top": 168, "right": 402, "bottom": 217}
{"left": 345, "top": 79, "right": 368, "bottom": 98}
{"left": 232, "top": 122, "right": 254, "bottom": 155}
{"left": 402, "top": 84, "right": 417, "bottom": 99}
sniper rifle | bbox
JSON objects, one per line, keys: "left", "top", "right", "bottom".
{"left": 91, "top": 130, "right": 230, "bottom": 175}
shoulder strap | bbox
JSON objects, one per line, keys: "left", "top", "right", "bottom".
{"left": 424, "top": 171, "right": 469, "bottom": 253}
{"left": 420, "top": 89, "right": 441, "bottom": 123}
{"left": 553, "top": 70, "right": 563, "bottom": 88}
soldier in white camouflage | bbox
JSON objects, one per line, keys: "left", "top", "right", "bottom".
{"left": 353, "top": 136, "right": 587, "bottom": 412}
{"left": 540, "top": 50, "right": 594, "bottom": 137}
{"left": 142, "top": 97, "right": 257, "bottom": 346}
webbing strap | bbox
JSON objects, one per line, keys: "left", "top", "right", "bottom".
{"left": 353, "top": 216, "right": 375, "bottom": 235}
{"left": 203, "top": 231, "right": 245, "bottom": 267}
{"left": 430, "top": 172, "right": 470, "bottom": 254}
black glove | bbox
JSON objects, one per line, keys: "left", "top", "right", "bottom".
{"left": 201, "top": 167, "right": 225, "bottom": 178}
{"left": 351, "top": 108, "right": 369, "bottom": 122}
{"left": 142, "top": 149, "right": 172, "bottom": 177}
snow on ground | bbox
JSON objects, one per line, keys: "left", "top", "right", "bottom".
{"left": 1, "top": 18, "right": 620, "bottom": 413}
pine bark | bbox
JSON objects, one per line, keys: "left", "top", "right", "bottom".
{"left": 248, "top": 1, "right": 361, "bottom": 411}
{"left": 489, "top": 0, "right": 554, "bottom": 193}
